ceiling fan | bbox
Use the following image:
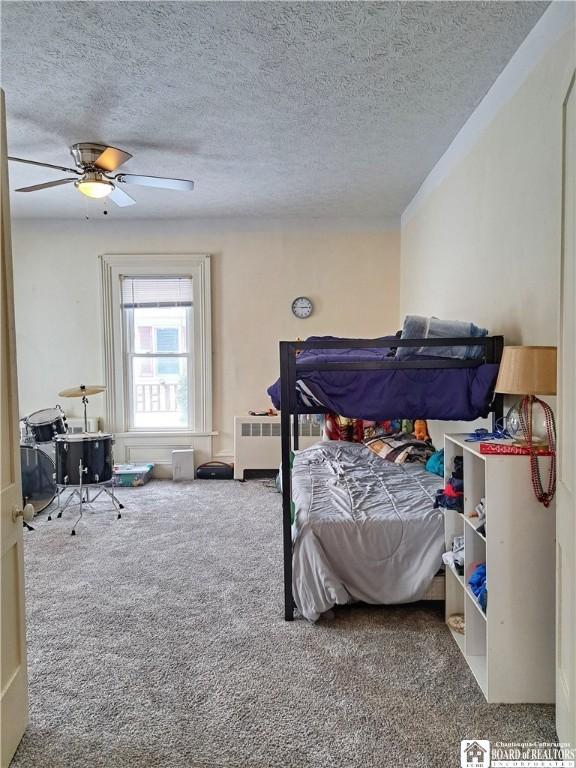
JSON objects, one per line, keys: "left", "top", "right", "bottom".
{"left": 7, "top": 142, "right": 195, "bottom": 207}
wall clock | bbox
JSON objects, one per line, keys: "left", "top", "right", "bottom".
{"left": 291, "top": 296, "right": 313, "bottom": 319}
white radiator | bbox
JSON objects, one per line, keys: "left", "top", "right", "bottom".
{"left": 66, "top": 417, "right": 101, "bottom": 434}
{"left": 233, "top": 416, "right": 322, "bottom": 480}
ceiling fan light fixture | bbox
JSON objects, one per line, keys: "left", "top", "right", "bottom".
{"left": 75, "top": 175, "right": 114, "bottom": 199}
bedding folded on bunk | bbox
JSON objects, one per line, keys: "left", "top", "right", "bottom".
{"left": 395, "top": 315, "right": 488, "bottom": 360}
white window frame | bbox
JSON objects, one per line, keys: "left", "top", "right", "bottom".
{"left": 100, "top": 254, "right": 212, "bottom": 436}
{"left": 124, "top": 300, "right": 193, "bottom": 431}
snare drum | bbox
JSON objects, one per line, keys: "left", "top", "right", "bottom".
{"left": 54, "top": 433, "right": 114, "bottom": 486}
{"left": 25, "top": 406, "right": 67, "bottom": 444}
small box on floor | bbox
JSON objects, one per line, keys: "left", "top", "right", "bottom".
{"left": 172, "top": 449, "right": 195, "bottom": 481}
{"left": 113, "top": 463, "right": 154, "bottom": 487}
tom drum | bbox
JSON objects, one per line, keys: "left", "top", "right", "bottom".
{"left": 54, "top": 433, "right": 114, "bottom": 486}
{"left": 25, "top": 406, "right": 67, "bottom": 444}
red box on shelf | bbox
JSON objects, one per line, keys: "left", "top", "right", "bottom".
{"left": 479, "top": 442, "right": 553, "bottom": 456}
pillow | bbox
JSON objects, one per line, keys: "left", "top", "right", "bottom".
{"left": 395, "top": 315, "right": 488, "bottom": 360}
{"left": 425, "top": 449, "right": 444, "bottom": 477}
{"left": 364, "top": 432, "right": 435, "bottom": 464}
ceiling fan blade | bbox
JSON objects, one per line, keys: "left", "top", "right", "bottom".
{"left": 115, "top": 173, "right": 194, "bottom": 192}
{"left": 8, "top": 156, "right": 80, "bottom": 175}
{"left": 94, "top": 146, "right": 133, "bottom": 172}
{"left": 108, "top": 185, "right": 136, "bottom": 207}
{"left": 15, "top": 178, "right": 77, "bottom": 192}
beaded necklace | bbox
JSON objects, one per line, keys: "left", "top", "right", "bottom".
{"left": 518, "top": 395, "right": 556, "bottom": 507}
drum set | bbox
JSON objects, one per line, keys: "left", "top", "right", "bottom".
{"left": 20, "top": 385, "right": 124, "bottom": 535}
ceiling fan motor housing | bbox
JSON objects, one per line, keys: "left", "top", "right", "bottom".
{"left": 70, "top": 142, "right": 111, "bottom": 170}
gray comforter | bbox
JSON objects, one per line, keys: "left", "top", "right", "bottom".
{"left": 291, "top": 441, "right": 444, "bottom": 621}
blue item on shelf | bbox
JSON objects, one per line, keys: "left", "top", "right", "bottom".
{"left": 465, "top": 426, "right": 511, "bottom": 442}
{"left": 468, "top": 563, "right": 487, "bottom": 612}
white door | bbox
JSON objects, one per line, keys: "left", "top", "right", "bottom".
{"left": 557, "top": 71, "right": 576, "bottom": 750}
{"left": 0, "top": 89, "right": 29, "bottom": 766}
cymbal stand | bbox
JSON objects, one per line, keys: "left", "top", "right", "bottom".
{"left": 82, "top": 394, "right": 89, "bottom": 432}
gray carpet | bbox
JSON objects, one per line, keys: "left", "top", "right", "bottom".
{"left": 12, "top": 479, "right": 555, "bottom": 768}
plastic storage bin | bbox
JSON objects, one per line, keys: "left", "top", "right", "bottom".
{"left": 113, "top": 463, "right": 154, "bottom": 487}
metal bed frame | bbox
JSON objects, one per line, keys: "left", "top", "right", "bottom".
{"left": 278, "top": 335, "right": 504, "bottom": 621}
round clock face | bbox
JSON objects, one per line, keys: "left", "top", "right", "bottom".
{"left": 291, "top": 296, "right": 313, "bottom": 319}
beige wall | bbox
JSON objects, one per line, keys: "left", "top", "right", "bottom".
{"left": 12, "top": 220, "right": 399, "bottom": 457}
{"left": 400, "top": 28, "right": 575, "bottom": 347}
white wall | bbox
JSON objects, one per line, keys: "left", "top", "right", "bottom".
{"left": 11, "top": 220, "right": 400, "bottom": 458}
{"left": 400, "top": 17, "right": 575, "bottom": 348}
{"left": 400, "top": 6, "right": 574, "bottom": 445}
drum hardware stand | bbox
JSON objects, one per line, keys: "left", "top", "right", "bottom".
{"left": 81, "top": 393, "right": 89, "bottom": 432}
{"left": 51, "top": 459, "right": 124, "bottom": 535}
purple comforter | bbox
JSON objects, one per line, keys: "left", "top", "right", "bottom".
{"left": 267, "top": 337, "right": 499, "bottom": 421}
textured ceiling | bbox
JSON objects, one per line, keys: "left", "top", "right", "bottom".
{"left": 1, "top": 1, "right": 548, "bottom": 221}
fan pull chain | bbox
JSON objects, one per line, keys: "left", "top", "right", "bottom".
{"left": 518, "top": 395, "right": 556, "bottom": 507}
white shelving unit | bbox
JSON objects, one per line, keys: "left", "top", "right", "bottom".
{"left": 443, "top": 434, "right": 555, "bottom": 703}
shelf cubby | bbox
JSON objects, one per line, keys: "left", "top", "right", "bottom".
{"left": 463, "top": 450, "right": 485, "bottom": 519}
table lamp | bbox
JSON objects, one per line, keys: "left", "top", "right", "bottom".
{"left": 494, "top": 345, "right": 557, "bottom": 507}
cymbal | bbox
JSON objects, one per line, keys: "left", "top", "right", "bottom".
{"left": 58, "top": 384, "right": 106, "bottom": 398}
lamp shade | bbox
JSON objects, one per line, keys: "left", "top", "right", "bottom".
{"left": 494, "top": 346, "right": 557, "bottom": 395}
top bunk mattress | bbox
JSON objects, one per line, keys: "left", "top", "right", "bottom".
{"left": 267, "top": 336, "right": 500, "bottom": 421}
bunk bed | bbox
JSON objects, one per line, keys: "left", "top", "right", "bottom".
{"left": 269, "top": 335, "right": 504, "bottom": 621}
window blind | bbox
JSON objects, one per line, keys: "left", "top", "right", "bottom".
{"left": 121, "top": 276, "right": 193, "bottom": 308}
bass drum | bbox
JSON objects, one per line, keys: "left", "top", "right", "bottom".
{"left": 20, "top": 445, "right": 56, "bottom": 514}
{"left": 26, "top": 406, "right": 67, "bottom": 443}
{"left": 54, "top": 433, "right": 114, "bottom": 486}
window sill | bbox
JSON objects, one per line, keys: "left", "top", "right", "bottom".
{"left": 115, "top": 431, "right": 218, "bottom": 438}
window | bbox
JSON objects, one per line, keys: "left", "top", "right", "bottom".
{"left": 101, "top": 254, "right": 211, "bottom": 435}
{"left": 122, "top": 277, "right": 192, "bottom": 430}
